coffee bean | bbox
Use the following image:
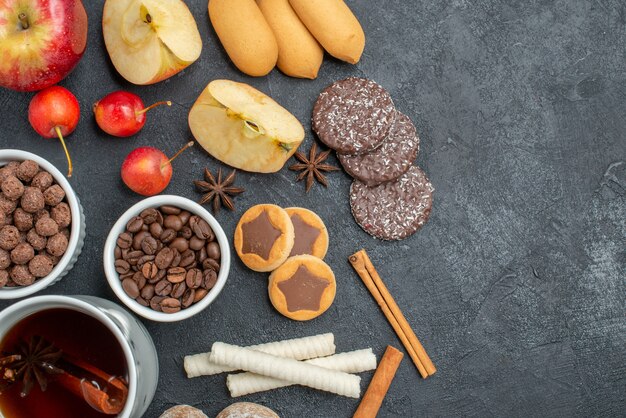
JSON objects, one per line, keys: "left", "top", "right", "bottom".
{"left": 142, "top": 261, "right": 158, "bottom": 280}
{"left": 171, "top": 281, "right": 186, "bottom": 298}
{"left": 141, "top": 236, "right": 158, "bottom": 255}
{"left": 119, "top": 272, "right": 134, "bottom": 280}
{"left": 150, "top": 296, "right": 165, "bottom": 311}
{"left": 167, "top": 267, "right": 186, "bottom": 283}
{"left": 141, "top": 224, "right": 149, "bottom": 231}
{"left": 134, "top": 274, "right": 146, "bottom": 290}
{"left": 179, "top": 249, "right": 195, "bottom": 268}
{"left": 135, "top": 296, "right": 149, "bottom": 307}
{"left": 203, "top": 258, "right": 220, "bottom": 272}
{"left": 194, "top": 288, "right": 209, "bottom": 303}
{"left": 140, "top": 208, "right": 159, "bottom": 224}
{"left": 132, "top": 231, "right": 151, "bottom": 250}
{"left": 190, "top": 216, "right": 213, "bottom": 240}
{"left": 207, "top": 242, "right": 220, "bottom": 260}
{"left": 155, "top": 247, "right": 174, "bottom": 269}
{"left": 141, "top": 283, "right": 155, "bottom": 300}
{"left": 122, "top": 277, "right": 140, "bottom": 298}
{"left": 186, "top": 268, "right": 202, "bottom": 289}
{"left": 160, "top": 298, "right": 181, "bottom": 313}
{"left": 126, "top": 216, "right": 144, "bottom": 233}
{"left": 180, "top": 226, "right": 193, "bottom": 240}
{"left": 202, "top": 269, "right": 218, "bottom": 290}
{"left": 115, "top": 259, "right": 131, "bottom": 274}
{"left": 149, "top": 222, "right": 163, "bottom": 238}
{"left": 189, "top": 236, "right": 205, "bottom": 251}
{"left": 137, "top": 254, "right": 155, "bottom": 268}
{"left": 114, "top": 245, "right": 122, "bottom": 259}
{"left": 160, "top": 228, "right": 176, "bottom": 244}
{"left": 125, "top": 250, "right": 144, "bottom": 266}
{"left": 156, "top": 268, "right": 167, "bottom": 281}
{"left": 164, "top": 215, "right": 183, "bottom": 231}
{"left": 169, "top": 237, "right": 189, "bottom": 253}
{"left": 198, "top": 247, "right": 208, "bottom": 263}
{"left": 155, "top": 279, "right": 172, "bottom": 296}
{"left": 160, "top": 205, "right": 181, "bottom": 215}
{"left": 182, "top": 288, "right": 195, "bottom": 308}
{"left": 179, "top": 210, "right": 191, "bottom": 225}
{"left": 117, "top": 232, "right": 133, "bottom": 249}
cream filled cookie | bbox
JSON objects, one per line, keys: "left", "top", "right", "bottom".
{"left": 284, "top": 207, "right": 328, "bottom": 259}
{"left": 268, "top": 255, "right": 336, "bottom": 321}
{"left": 234, "top": 204, "right": 294, "bottom": 272}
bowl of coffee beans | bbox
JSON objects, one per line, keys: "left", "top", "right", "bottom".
{"left": 0, "top": 149, "right": 86, "bottom": 299}
{"left": 104, "top": 195, "right": 230, "bottom": 322}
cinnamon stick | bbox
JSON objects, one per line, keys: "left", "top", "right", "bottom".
{"left": 353, "top": 346, "right": 403, "bottom": 418}
{"left": 349, "top": 249, "right": 436, "bottom": 378}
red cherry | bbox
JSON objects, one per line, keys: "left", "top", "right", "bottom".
{"left": 93, "top": 91, "right": 171, "bottom": 137}
{"left": 121, "top": 141, "right": 194, "bottom": 196}
{"left": 28, "top": 86, "right": 80, "bottom": 177}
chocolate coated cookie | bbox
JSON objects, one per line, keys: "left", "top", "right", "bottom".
{"left": 312, "top": 77, "right": 395, "bottom": 155}
{"left": 339, "top": 111, "right": 420, "bottom": 186}
{"left": 350, "top": 166, "right": 434, "bottom": 240}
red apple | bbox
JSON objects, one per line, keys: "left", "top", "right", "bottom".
{"left": 28, "top": 86, "right": 80, "bottom": 177}
{"left": 93, "top": 91, "right": 171, "bottom": 137}
{"left": 121, "top": 142, "right": 194, "bottom": 196}
{"left": 0, "top": 0, "right": 88, "bottom": 92}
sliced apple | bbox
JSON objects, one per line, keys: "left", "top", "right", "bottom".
{"left": 102, "top": 0, "right": 202, "bottom": 85}
{"left": 189, "top": 80, "right": 305, "bottom": 173}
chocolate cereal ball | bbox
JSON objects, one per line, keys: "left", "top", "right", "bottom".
{"left": 35, "top": 217, "right": 59, "bottom": 237}
{"left": 28, "top": 254, "right": 54, "bottom": 278}
{"left": 51, "top": 203, "right": 71, "bottom": 228}
{"left": 0, "top": 269, "right": 8, "bottom": 287}
{"left": 0, "top": 225, "right": 20, "bottom": 250}
{"left": 16, "top": 160, "right": 39, "bottom": 182}
{"left": 30, "top": 171, "right": 53, "bottom": 191}
{"left": 10, "top": 264, "right": 35, "bottom": 286}
{"left": 34, "top": 209, "right": 50, "bottom": 222}
{"left": 0, "top": 162, "right": 19, "bottom": 181}
{"left": 10, "top": 243, "right": 34, "bottom": 265}
{"left": 13, "top": 208, "right": 33, "bottom": 231}
{"left": 0, "top": 211, "right": 5, "bottom": 226}
{"left": 43, "top": 185, "right": 65, "bottom": 206}
{"left": 0, "top": 194, "right": 17, "bottom": 215}
{"left": 46, "top": 233, "right": 68, "bottom": 257}
{"left": 21, "top": 187, "right": 45, "bottom": 213}
{"left": 26, "top": 229, "right": 47, "bottom": 251}
{"left": 0, "top": 248, "right": 10, "bottom": 269}
{"left": 1, "top": 176, "right": 24, "bottom": 200}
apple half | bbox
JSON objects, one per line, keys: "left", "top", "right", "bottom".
{"left": 102, "top": 0, "right": 202, "bottom": 85}
{"left": 189, "top": 80, "right": 305, "bottom": 173}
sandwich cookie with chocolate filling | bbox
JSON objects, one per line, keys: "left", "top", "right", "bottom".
{"left": 312, "top": 77, "right": 395, "bottom": 155}
{"left": 285, "top": 207, "right": 328, "bottom": 259}
{"left": 234, "top": 204, "right": 294, "bottom": 272}
{"left": 350, "top": 166, "right": 434, "bottom": 241}
{"left": 268, "top": 255, "right": 336, "bottom": 321}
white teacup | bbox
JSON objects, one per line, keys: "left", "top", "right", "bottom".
{"left": 0, "top": 295, "right": 158, "bottom": 418}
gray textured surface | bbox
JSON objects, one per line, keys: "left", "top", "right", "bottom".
{"left": 1, "top": 0, "right": 625, "bottom": 417}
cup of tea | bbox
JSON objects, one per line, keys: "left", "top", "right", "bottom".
{"left": 0, "top": 295, "right": 158, "bottom": 418}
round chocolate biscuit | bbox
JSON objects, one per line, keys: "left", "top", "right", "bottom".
{"left": 339, "top": 111, "right": 420, "bottom": 186}
{"left": 312, "top": 77, "right": 395, "bottom": 155}
{"left": 350, "top": 166, "right": 434, "bottom": 240}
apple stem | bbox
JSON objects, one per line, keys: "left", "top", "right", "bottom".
{"left": 54, "top": 127, "right": 73, "bottom": 178}
{"left": 162, "top": 141, "right": 194, "bottom": 169}
{"left": 145, "top": 13, "right": 152, "bottom": 23}
{"left": 136, "top": 101, "right": 172, "bottom": 116}
{"left": 18, "top": 13, "right": 29, "bottom": 30}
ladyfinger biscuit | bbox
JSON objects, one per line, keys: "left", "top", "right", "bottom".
{"left": 208, "top": 0, "right": 278, "bottom": 76}
{"left": 258, "top": 0, "right": 324, "bottom": 79}
{"left": 289, "top": 0, "right": 365, "bottom": 64}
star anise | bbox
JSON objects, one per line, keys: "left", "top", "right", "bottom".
{"left": 289, "top": 142, "right": 340, "bottom": 192}
{"left": 0, "top": 335, "right": 63, "bottom": 397}
{"left": 194, "top": 168, "right": 245, "bottom": 214}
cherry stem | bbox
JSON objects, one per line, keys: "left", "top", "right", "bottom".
{"left": 18, "top": 13, "right": 29, "bottom": 30}
{"left": 162, "top": 141, "right": 194, "bottom": 169}
{"left": 54, "top": 127, "right": 73, "bottom": 178}
{"left": 135, "top": 101, "right": 171, "bottom": 116}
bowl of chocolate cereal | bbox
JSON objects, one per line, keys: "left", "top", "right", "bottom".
{"left": 103, "top": 195, "right": 230, "bottom": 322}
{"left": 0, "top": 149, "right": 86, "bottom": 299}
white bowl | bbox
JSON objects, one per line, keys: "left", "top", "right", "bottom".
{"left": 104, "top": 195, "right": 230, "bottom": 322}
{"left": 0, "top": 150, "right": 86, "bottom": 299}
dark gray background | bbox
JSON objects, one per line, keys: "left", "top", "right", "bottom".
{"left": 1, "top": 0, "right": 625, "bottom": 417}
